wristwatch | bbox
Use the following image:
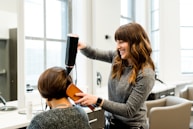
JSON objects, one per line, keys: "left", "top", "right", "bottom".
{"left": 96, "top": 97, "right": 103, "bottom": 107}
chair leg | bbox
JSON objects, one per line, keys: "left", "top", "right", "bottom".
{"left": 190, "top": 116, "right": 193, "bottom": 129}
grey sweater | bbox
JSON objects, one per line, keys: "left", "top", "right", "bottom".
{"left": 27, "top": 105, "right": 91, "bottom": 129}
{"left": 81, "top": 46, "right": 155, "bottom": 128}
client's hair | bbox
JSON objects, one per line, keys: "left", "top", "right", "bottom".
{"left": 38, "top": 66, "right": 72, "bottom": 101}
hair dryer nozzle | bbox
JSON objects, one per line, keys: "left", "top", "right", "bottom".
{"left": 66, "top": 67, "right": 73, "bottom": 75}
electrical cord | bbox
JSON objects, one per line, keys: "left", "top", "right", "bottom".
{"left": 74, "top": 63, "right": 77, "bottom": 85}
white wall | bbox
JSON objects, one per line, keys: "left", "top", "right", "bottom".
{"left": 91, "top": 0, "right": 119, "bottom": 98}
{"left": 72, "top": 0, "right": 120, "bottom": 96}
{"left": 0, "top": 0, "right": 17, "bottom": 39}
{"left": 159, "top": 0, "right": 181, "bottom": 83}
{"left": 72, "top": 0, "right": 93, "bottom": 93}
{"left": 17, "top": 0, "right": 25, "bottom": 109}
{"left": 0, "top": 0, "right": 17, "bottom": 13}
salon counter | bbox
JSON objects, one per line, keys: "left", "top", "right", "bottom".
{"left": 0, "top": 101, "right": 105, "bottom": 129}
{"left": 147, "top": 82, "right": 176, "bottom": 100}
{"left": 0, "top": 101, "right": 30, "bottom": 129}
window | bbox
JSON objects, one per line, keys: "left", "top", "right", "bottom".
{"left": 24, "top": 0, "right": 71, "bottom": 86}
{"left": 150, "top": 0, "right": 159, "bottom": 73}
{"left": 180, "top": 0, "right": 193, "bottom": 74}
{"left": 120, "top": 0, "right": 135, "bottom": 25}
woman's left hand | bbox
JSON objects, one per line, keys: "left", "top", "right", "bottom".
{"left": 75, "top": 93, "right": 98, "bottom": 106}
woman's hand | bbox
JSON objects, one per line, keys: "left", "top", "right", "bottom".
{"left": 75, "top": 93, "right": 98, "bottom": 106}
{"left": 78, "top": 41, "right": 87, "bottom": 50}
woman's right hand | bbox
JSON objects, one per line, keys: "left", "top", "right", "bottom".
{"left": 78, "top": 41, "right": 87, "bottom": 50}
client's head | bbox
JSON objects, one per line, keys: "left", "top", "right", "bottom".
{"left": 38, "top": 66, "right": 72, "bottom": 101}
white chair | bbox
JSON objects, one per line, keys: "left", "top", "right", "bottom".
{"left": 179, "top": 85, "right": 193, "bottom": 105}
{"left": 146, "top": 96, "right": 192, "bottom": 129}
{"left": 179, "top": 85, "right": 193, "bottom": 129}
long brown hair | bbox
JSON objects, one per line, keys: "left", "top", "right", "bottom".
{"left": 112, "top": 22, "right": 155, "bottom": 84}
{"left": 38, "top": 66, "right": 72, "bottom": 101}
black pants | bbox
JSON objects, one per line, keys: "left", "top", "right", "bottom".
{"left": 105, "top": 119, "right": 144, "bottom": 129}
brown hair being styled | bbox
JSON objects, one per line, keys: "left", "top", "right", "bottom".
{"left": 112, "top": 22, "right": 155, "bottom": 84}
{"left": 38, "top": 66, "right": 72, "bottom": 101}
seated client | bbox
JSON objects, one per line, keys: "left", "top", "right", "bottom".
{"left": 27, "top": 66, "right": 91, "bottom": 129}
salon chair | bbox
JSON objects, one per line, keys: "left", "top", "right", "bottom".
{"left": 145, "top": 96, "right": 192, "bottom": 129}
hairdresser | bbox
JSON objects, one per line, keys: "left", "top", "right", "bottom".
{"left": 75, "top": 22, "right": 155, "bottom": 129}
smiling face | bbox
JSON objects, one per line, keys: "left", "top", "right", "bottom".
{"left": 116, "top": 40, "right": 130, "bottom": 60}
{"left": 113, "top": 23, "right": 155, "bottom": 84}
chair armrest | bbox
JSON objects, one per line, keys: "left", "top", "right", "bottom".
{"left": 145, "top": 98, "right": 166, "bottom": 117}
{"left": 179, "top": 87, "right": 188, "bottom": 99}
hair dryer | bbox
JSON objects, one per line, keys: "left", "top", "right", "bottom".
{"left": 65, "top": 34, "right": 79, "bottom": 75}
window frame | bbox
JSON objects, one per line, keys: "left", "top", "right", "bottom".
{"left": 180, "top": 0, "right": 193, "bottom": 75}
{"left": 120, "top": 0, "right": 135, "bottom": 25}
{"left": 24, "top": 0, "right": 72, "bottom": 87}
{"left": 150, "top": 0, "right": 160, "bottom": 74}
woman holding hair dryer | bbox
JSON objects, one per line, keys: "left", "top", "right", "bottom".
{"left": 76, "top": 22, "right": 155, "bottom": 129}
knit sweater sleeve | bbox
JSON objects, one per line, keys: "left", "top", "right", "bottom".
{"left": 102, "top": 68, "right": 155, "bottom": 118}
{"left": 80, "top": 46, "right": 116, "bottom": 63}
